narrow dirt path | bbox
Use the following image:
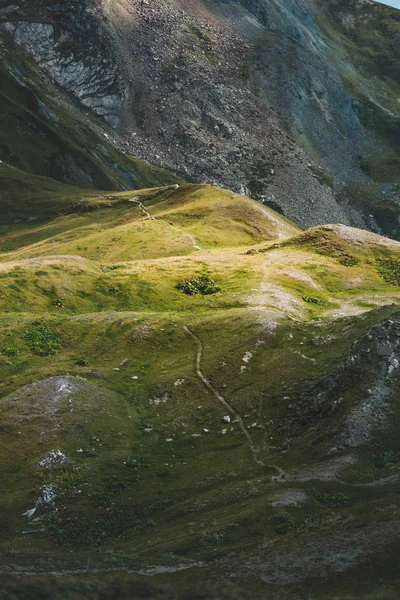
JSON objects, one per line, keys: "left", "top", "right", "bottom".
{"left": 129, "top": 198, "right": 202, "bottom": 251}
{"left": 184, "top": 326, "right": 287, "bottom": 475}
{"left": 166, "top": 222, "right": 202, "bottom": 251}
{"left": 129, "top": 198, "right": 155, "bottom": 220}
{"left": 184, "top": 326, "right": 266, "bottom": 467}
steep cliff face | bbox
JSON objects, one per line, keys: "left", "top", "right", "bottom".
{"left": 0, "top": 0, "right": 399, "bottom": 235}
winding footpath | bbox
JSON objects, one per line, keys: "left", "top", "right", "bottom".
{"left": 129, "top": 197, "right": 202, "bottom": 251}
{"left": 184, "top": 326, "right": 287, "bottom": 476}
{"left": 184, "top": 325, "right": 267, "bottom": 467}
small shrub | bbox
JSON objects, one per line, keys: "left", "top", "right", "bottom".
{"left": 375, "top": 258, "right": 400, "bottom": 286}
{"left": 57, "top": 471, "right": 83, "bottom": 490}
{"left": 200, "top": 532, "right": 224, "bottom": 547}
{"left": 338, "top": 256, "right": 359, "bottom": 267}
{"left": 76, "top": 358, "right": 89, "bottom": 367}
{"left": 274, "top": 513, "right": 297, "bottom": 535}
{"left": 373, "top": 450, "right": 400, "bottom": 468}
{"left": 124, "top": 458, "right": 147, "bottom": 471}
{"left": 176, "top": 274, "right": 221, "bottom": 296}
{"left": 25, "top": 322, "right": 62, "bottom": 356}
{"left": 273, "top": 511, "right": 328, "bottom": 536}
{"left": 52, "top": 298, "right": 65, "bottom": 308}
{"left": 2, "top": 347, "right": 18, "bottom": 357}
{"left": 109, "top": 285, "right": 119, "bottom": 293}
{"left": 302, "top": 295, "right": 325, "bottom": 306}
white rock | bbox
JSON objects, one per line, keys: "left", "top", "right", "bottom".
{"left": 174, "top": 379, "right": 185, "bottom": 387}
{"left": 37, "top": 450, "right": 68, "bottom": 469}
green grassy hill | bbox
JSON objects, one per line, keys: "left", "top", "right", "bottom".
{"left": 0, "top": 177, "right": 400, "bottom": 599}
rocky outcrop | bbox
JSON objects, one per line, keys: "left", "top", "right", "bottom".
{"left": 289, "top": 315, "right": 400, "bottom": 447}
{"left": 0, "top": 1, "right": 128, "bottom": 125}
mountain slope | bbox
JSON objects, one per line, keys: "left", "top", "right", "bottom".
{"left": 1, "top": 2, "right": 400, "bottom": 598}
{"left": 1, "top": 0, "right": 398, "bottom": 236}
{"left": 0, "top": 181, "right": 400, "bottom": 598}
{"left": 0, "top": 38, "right": 181, "bottom": 191}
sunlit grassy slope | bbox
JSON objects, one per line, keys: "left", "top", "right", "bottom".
{"left": 1, "top": 174, "right": 400, "bottom": 599}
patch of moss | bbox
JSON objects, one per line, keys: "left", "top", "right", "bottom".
{"left": 25, "top": 321, "right": 62, "bottom": 356}
{"left": 375, "top": 258, "right": 400, "bottom": 286}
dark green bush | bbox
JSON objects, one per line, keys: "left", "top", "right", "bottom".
{"left": 310, "top": 488, "right": 349, "bottom": 508}
{"left": 25, "top": 322, "right": 62, "bottom": 356}
{"left": 375, "top": 258, "right": 400, "bottom": 286}
{"left": 302, "top": 295, "right": 325, "bottom": 306}
{"left": 2, "top": 347, "right": 18, "bottom": 357}
{"left": 52, "top": 298, "right": 65, "bottom": 308}
{"left": 57, "top": 471, "right": 83, "bottom": 490}
{"left": 373, "top": 450, "right": 400, "bottom": 468}
{"left": 76, "top": 358, "right": 89, "bottom": 366}
{"left": 338, "top": 256, "right": 359, "bottom": 267}
{"left": 200, "top": 532, "right": 224, "bottom": 547}
{"left": 176, "top": 274, "right": 221, "bottom": 296}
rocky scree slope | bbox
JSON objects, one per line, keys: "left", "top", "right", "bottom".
{"left": 1, "top": 0, "right": 399, "bottom": 236}
{"left": 0, "top": 180, "right": 400, "bottom": 598}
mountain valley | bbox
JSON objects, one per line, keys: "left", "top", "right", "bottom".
{"left": 0, "top": 1, "right": 400, "bottom": 599}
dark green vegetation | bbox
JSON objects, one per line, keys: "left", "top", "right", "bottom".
{"left": 176, "top": 274, "right": 221, "bottom": 296}
{"left": 0, "top": 176, "right": 399, "bottom": 599}
{"left": 25, "top": 322, "right": 62, "bottom": 357}
{"left": 375, "top": 258, "right": 400, "bottom": 286}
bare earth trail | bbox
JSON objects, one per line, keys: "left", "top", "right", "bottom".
{"left": 184, "top": 325, "right": 285, "bottom": 476}
{"left": 129, "top": 197, "right": 203, "bottom": 251}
